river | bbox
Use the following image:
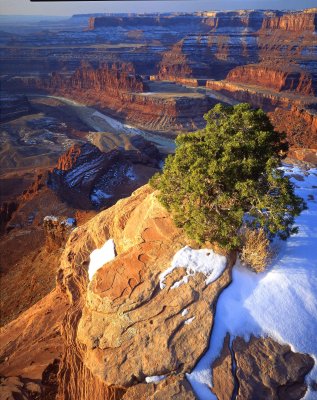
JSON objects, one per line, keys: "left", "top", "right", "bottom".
{"left": 30, "top": 94, "right": 176, "bottom": 154}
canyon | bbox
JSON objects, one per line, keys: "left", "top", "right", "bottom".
{"left": 0, "top": 7, "right": 317, "bottom": 400}
{"left": 2, "top": 8, "right": 316, "bottom": 160}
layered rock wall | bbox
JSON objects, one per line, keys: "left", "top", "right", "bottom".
{"left": 226, "top": 64, "right": 316, "bottom": 96}
{"left": 47, "top": 63, "right": 146, "bottom": 94}
{"left": 156, "top": 10, "right": 316, "bottom": 81}
{"left": 261, "top": 12, "right": 317, "bottom": 32}
{"left": 206, "top": 80, "right": 297, "bottom": 110}
{"left": 10, "top": 62, "right": 213, "bottom": 131}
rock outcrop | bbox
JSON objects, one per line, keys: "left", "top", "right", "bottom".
{"left": 48, "top": 141, "right": 160, "bottom": 209}
{"left": 0, "top": 183, "right": 315, "bottom": 400}
{"left": 212, "top": 335, "right": 314, "bottom": 400}
{"left": 47, "top": 62, "right": 146, "bottom": 94}
{"left": 19, "top": 173, "right": 47, "bottom": 202}
{"left": 233, "top": 336, "right": 314, "bottom": 400}
{"left": 260, "top": 11, "right": 316, "bottom": 32}
{"left": 205, "top": 79, "right": 316, "bottom": 112}
{"left": 211, "top": 334, "right": 235, "bottom": 400}
{"left": 226, "top": 63, "right": 316, "bottom": 96}
{"left": 122, "top": 375, "right": 196, "bottom": 400}
{"left": 0, "top": 289, "right": 69, "bottom": 399}
{"left": 43, "top": 216, "right": 76, "bottom": 252}
{"left": 56, "top": 184, "right": 235, "bottom": 398}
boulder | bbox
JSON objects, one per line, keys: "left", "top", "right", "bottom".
{"left": 56, "top": 184, "right": 235, "bottom": 397}
{"left": 211, "top": 335, "right": 314, "bottom": 400}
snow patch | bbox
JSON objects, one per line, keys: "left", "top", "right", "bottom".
{"left": 90, "top": 189, "right": 113, "bottom": 206}
{"left": 43, "top": 215, "right": 58, "bottom": 222}
{"left": 187, "top": 167, "right": 317, "bottom": 400}
{"left": 181, "top": 308, "right": 189, "bottom": 317}
{"left": 145, "top": 375, "right": 166, "bottom": 384}
{"left": 88, "top": 239, "right": 116, "bottom": 281}
{"left": 159, "top": 247, "right": 227, "bottom": 290}
{"left": 185, "top": 317, "right": 195, "bottom": 325}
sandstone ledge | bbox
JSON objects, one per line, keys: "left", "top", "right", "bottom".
{"left": 57, "top": 184, "right": 235, "bottom": 397}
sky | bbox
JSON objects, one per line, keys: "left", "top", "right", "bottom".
{"left": 0, "top": 0, "right": 316, "bottom": 16}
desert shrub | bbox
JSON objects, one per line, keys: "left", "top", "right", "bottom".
{"left": 150, "top": 103, "right": 306, "bottom": 250}
{"left": 241, "top": 228, "right": 271, "bottom": 272}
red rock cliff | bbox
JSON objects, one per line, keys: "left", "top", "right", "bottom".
{"left": 226, "top": 63, "right": 316, "bottom": 96}
{"left": 48, "top": 62, "right": 146, "bottom": 95}
{"left": 261, "top": 12, "right": 317, "bottom": 32}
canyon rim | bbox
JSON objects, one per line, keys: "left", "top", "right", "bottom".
{"left": 0, "top": 2, "right": 317, "bottom": 400}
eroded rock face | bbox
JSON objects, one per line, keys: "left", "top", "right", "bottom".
{"left": 0, "top": 289, "right": 69, "bottom": 396}
{"left": 0, "top": 296, "right": 70, "bottom": 400}
{"left": 205, "top": 79, "right": 316, "bottom": 112}
{"left": 0, "top": 376, "right": 41, "bottom": 400}
{"left": 211, "top": 335, "right": 314, "bottom": 400}
{"left": 48, "top": 141, "right": 160, "bottom": 209}
{"left": 268, "top": 106, "right": 317, "bottom": 164}
{"left": 261, "top": 11, "right": 316, "bottom": 32}
{"left": 122, "top": 375, "right": 196, "bottom": 400}
{"left": 47, "top": 63, "right": 146, "bottom": 94}
{"left": 43, "top": 216, "right": 76, "bottom": 252}
{"left": 16, "top": 64, "right": 213, "bottom": 132}
{"left": 226, "top": 63, "right": 316, "bottom": 96}
{"left": 211, "top": 334, "right": 235, "bottom": 400}
{"left": 20, "top": 174, "right": 46, "bottom": 200}
{"left": 56, "top": 184, "right": 235, "bottom": 398}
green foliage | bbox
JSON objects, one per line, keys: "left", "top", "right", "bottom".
{"left": 150, "top": 103, "right": 306, "bottom": 250}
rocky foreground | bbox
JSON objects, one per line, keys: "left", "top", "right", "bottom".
{"left": 1, "top": 172, "right": 316, "bottom": 399}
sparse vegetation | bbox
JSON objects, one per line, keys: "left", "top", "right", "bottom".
{"left": 241, "top": 227, "right": 271, "bottom": 272}
{"left": 151, "top": 103, "right": 306, "bottom": 253}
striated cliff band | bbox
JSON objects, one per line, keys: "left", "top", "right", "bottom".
{"left": 6, "top": 63, "right": 214, "bottom": 132}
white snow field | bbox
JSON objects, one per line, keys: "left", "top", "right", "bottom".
{"left": 159, "top": 246, "right": 227, "bottom": 290}
{"left": 88, "top": 239, "right": 116, "bottom": 281}
{"left": 187, "top": 166, "right": 317, "bottom": 400}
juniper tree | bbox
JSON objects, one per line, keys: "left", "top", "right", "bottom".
{"left": 150, "top": 103, "right": 305, "bottom": 250}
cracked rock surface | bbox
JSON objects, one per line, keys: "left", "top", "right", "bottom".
{"left": 212, "top": 335, "right": 314, "bottom": 400}
{"left": 57, "top": 184, "right": 235, "bottom": 397}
